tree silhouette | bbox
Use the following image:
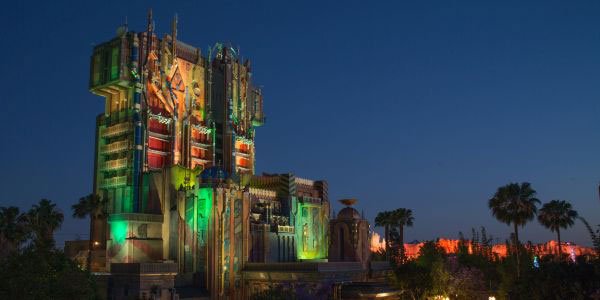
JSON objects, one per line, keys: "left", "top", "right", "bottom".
{"left": 488, "top": 182, "right": 539, "bottom": 277}
{"left": 537, "top": 200, "right": 578, "bottom": 258}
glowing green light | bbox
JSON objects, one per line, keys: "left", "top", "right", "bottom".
{"left": 295, "top": 202, "right": 326, "bottom": 260}
{"left": 111, "top": 220, "right": 128, "bottom": 245}
{"left": 170, "top": 165, "right": 202, "bottom": 190}
{"left": 197, "top": 187, "right": 213, "bottom": 235}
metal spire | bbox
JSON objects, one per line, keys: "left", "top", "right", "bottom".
{"left": 147, "top": 8, "right": 154, "bottom": 32}
{"left": 171, "top": 13, "right": 178, "bottom": 60}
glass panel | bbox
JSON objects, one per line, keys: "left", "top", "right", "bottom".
{"left": 93, "top": 54, "right": 101, "bottom": 85}
{"left": 110, "top": 47, "right": 119, "bottom": 80}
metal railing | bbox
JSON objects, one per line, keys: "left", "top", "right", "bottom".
{"left": 275, "top": 225, "right": 294, "bottom": 233}
{"left": 102, "top": 175, "right": 127, "bottom": 188}
{"left": 102, "top": 158, "right": 128, "bottom": 171}
{"left": 102, "top": 122, "right": 131, "bottom": 138}
{"left": 111, "top": 262, "right": 177, "bottom": 274}
{"left": 299, "top": 196, "right": 322, "bottom": 204}
{"left": 190, "top": 139, "right": 211, "bottom": 148}
{"left": 101, "top": 140, "right": 129, "bottom": 154}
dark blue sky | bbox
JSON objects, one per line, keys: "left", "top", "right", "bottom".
{"left": 1, "top": 0, "right": 600, "bottom": 247}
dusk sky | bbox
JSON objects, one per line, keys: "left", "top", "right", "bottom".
{"left": 1, "top": 0, "right": 600, "bottom": 247}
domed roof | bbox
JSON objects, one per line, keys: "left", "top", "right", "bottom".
{"left": 338, "top": 207, "right": 361, "bottom": 220}
{"left": 200, "top": 166, "right": 228, "bottom": 182}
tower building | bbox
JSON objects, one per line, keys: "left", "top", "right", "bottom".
{"left": 86, "top": 14, "right": 390, "bottom": 299}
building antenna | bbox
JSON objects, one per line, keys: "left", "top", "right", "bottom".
{"left": 147, "top": 8, "right": 154, "bottom": 33}
{"left": 145, "top": 8, "right": 154, "bottom": 65}
{"left": 172, "top": 13, "right": 178, "bottom": 60}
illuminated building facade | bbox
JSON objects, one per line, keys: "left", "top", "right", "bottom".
{"left": 329, "top": 200, "right": 371, "bottom": 269}
{"left": 88, "top": 13, "right": 389, "bottom": 299}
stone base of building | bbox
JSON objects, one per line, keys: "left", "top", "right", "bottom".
{"left": 106, "top": 263, "right": 179, "bottom": 300}
{"left": 98, "top": 261, "right": 397, "bottom": 299}
{"left": 243, "top": 261, "right": 397, "bottom": 299}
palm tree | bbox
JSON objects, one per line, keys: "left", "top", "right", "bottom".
{"left": 488, "top": 182, "right": 540, "bottom": 277}
{"left": 391, "top": 208, "right": 414, "bottom": 261}
{"left": 0, "top": 206, "right": 29, "bottom": 256}
{"left": 72, "top": 193, "right": 106, "bottom": 270}
{"left": 375, "top": 211, "right": 393, "bottom": 260}
{"left": 27, "top": 199, "right": 64, "bottom": 249}
{"left": 578, "top": 217, "right": 600, "bottom": 256}
{"left": 537, "top": 200, "right": 578, "bottom": 259}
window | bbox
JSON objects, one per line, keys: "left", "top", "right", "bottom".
{"left": 137, "top": 224, "right": 148, "bottom": 238}
{"left": 110, "top": 47, "right": 120, "bottom": 80}
{"left": 93, "top": 54, "right": 102, "bottom": 85}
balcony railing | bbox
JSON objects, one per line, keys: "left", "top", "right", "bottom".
{"left": 249, "top": 188, "right": 277, "bottom": 199}
{"left": 103, "top": 158, "right": 128, "bottom": 171}
{"left": 236, "top": 149, "right": 250, "bottom": 157}
{"left": 102, "top": 122, "right": 131, "bottom": 138}
{"left": 111, "top": 262, "right": 177, "bottom": 275}
{"left": 237, "top": 166, "right": 250, "bottom": 172}
{"left": 148, "top": 130, "right": 170, "bottom": 140}
{"left": 274, "top": 225, "right": 295, "bottom": 233}
{"left": 299, "top": 196, "right": 322, "bottom": 204}
{"left": 191, "top": 156, "right": 211, "bottom": 163}
{"left": 191, "top": 124, "right": 212, "bottom": 134}
{"left": 190, "top": 139, "right": 211, "bottom": 149}
{"left": 101, "top": 140, "right": 129, "bottom": 154}
{"left": 102, "top": 175, "right": 127, "bottom": 188}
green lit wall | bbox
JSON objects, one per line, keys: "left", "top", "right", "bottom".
{"left": 295, "top": 202, "right": 327, "bottom": 260}
{"left": 170, "top": 165, "right": 202, "bottom": 189}
{"left": 197, "top": 187, "right": 213, "bottom": 240}
{"left": 111, "top": 220, "right": 128, "bottom": 245}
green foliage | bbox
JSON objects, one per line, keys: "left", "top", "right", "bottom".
{"left": 0, "top": 248, "right": 99, "bottom": 299}
{"left": 0, "top": 206, "right": 29, "bottom": 257}
{"left": 413, "top": 241, "right": 452, "bottom": 298}
{"left": 538, "top": 200, "right": 578, "bottom": 233}
{"left": 0, "top": 199, "right": 98, "bottom": 299}
{"left": 396, "top": 240, "right": 492, "bottom": 300}
{"left": 457, "top": 227, "right": 500, "bottom": 289}
{"left": 27, "top": 199, "right": 64, "bottom": 249}
{"left": 376, "top": 208, "right": 414, "bottom": 263}
{"left": 489, "top": 182, "right": 540, "bottom": 277}
{"left": 427, "top": 259, "right": 451, "bottom": 298}
{"left": 393, "top": 234, "right": 600, "bottom": 299}
{"left": 72, "top": 193, "right": 106, "bottom": 220}
{"left": 371, "top": 248, "right": 387, "bottom": 261}
{"left": 250, "top": 281, "right": 332, "bottom": 300}
{"left": 497, "top": 257, "right": 600, "bottom": 299}
{"left": 72, "top": 193, "right": 106, "bottom": 270}
{"left": 415, "top": 241, "right": 445, "bottom": 269}
{"left": 538, "top": 200, "right": 578, "bottom": 257}
{"left": 488, "top": 182, "right": 540, "bottom": 228}
{"left": 375, "top": 211, "right": 394, "bottom": 260}
{"left": 579, "top": 217, "right": 600, "bottom": 256}
{"left": 393, "top": 262, "right": 431, "bottom": 300}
